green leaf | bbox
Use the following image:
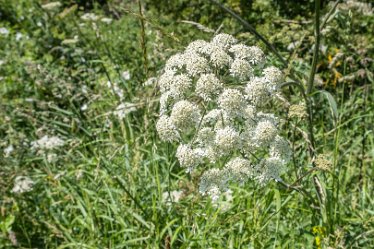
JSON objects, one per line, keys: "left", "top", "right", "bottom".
{"left": 0, "top": 215, "right": 15, "bottom": 233}
{"left": 316, "top": 90, "right": 338, "bottom": 125}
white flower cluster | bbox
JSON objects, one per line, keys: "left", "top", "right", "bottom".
{"left": 31, "top": 135, "right": 64, "bottom": 150}
{"left": 156, "top": 34, "right": 291, "bottom": 201}
{"left": 12, "top": 176, "right": 34, "bottom": 193}
{"left": 41, "top": 1, "right": 62, "bottom": 11}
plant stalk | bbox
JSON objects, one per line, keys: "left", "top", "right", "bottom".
{"left": 307, "top": 0, "right": 321, "bottom": 95}
{"left": 209, "top": 0, "right": 288, "bottom": 68}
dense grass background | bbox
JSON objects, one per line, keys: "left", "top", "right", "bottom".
{"left": 0, "top": 0, "right": 373, "bottom": 248}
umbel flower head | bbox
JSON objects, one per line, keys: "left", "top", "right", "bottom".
{"left": 156, "top": 33, "right": 291, "bottom": 201}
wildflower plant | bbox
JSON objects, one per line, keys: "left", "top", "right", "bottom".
{"left": 156, "top": 34, "right": 292, "bottom": 201}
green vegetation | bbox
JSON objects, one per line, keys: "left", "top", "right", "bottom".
{"left": 0, "top": 0, "right": 373, "bottom": 248}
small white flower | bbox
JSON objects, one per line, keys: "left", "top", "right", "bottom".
{"left": 158, "top": 71, "right": 175, "bottom": 94}
{"left": 214, "top": 111, "right": 234, "bottom": 130}
{"left": 229, "top": 59, "right": 253, "bottom": 80}
{"left": 215, "top": 126, "right": 240, "bottom": 155}
{"left": 81, "top": 103, "right": 88, "bottom": 111}
{"left": 252, "top": 120, "right": 278, "bottom": 147}
{"left": 263, "top": 66, "right": 283, "bottom": 91}
{"left": 15, "top": 32, "right": 23, "bottom": 41}
{"left": 219, "top": 189, "right": 234, "bottom": 210}
{"left": 209, "top": 47, "right": 233, "bottom": 68}
{"left": 47, "top": 153, "right": 58, "bottom": 163}
{"left": 101, "top": 18, "right": 113, "bottom": 24}
{"left": 170, "top": 100, "right": 201, "bottom": 130}
{"left": 247, "top": 46, "right": 265, "bottom": 66}
{"left": 169, "top": 74, "right": 192, "bottom": 98}
{"left": 225, "top": 157, "right": 252, "bottom": 183}
{"left": 199, "top": 168, "right": 227, "bottom": 194}
{"left": 245, "top": 77, "right": 269, "bottom": 106}
{"left": 257, "top": 112, "right": 279, "bottom": 125}
{"left": 229, "top": 44, "right": 252, "bottom": 60}
{"left": 255, "top": 157, "right": 285, "bottom": 184}
{"left": 288, "top": 103, "right": 308, "bottom": 119}
{"left": 162, "top": 190, "right": 184, "bottom": 204}
{"left": 270, "top": 135, "right": 292, "bottom": 163}
{"left": 176, "top": 144, "right": 203, "bottom": 171}
{"left": 41, "top": 1, "right": 62, "bottom": 11}
{"left": 81, "top": 13, "right": 99, "bottom": 21}
{"left": 121, "top": 71, "right": 131, "bottom": 80}
{"left": 76, "top": 169, "right": 84, "bottom": 180}
{"left": 31, "top": 135, "right": 64, "bottom": 150}
{"left": 218, "top": 89, "right": 246, "bottom": 117}
{"left": 185, "top": 40, "right": 211, "bottom": 55}
{"left": 165, "top": 53, "right": 186, "bottom": 72}
{"left": 144, "top": 77, "right": 157, "bottom": 86}
{"left": 107, "top": 81, "right": 124, "bottom": 99}
{"left": 243, "top": 105, "right": 257, "bottom": 126}
{"left": 229, "top": 44, "right": 265, "bottom": 66}
{"left": 114, "top": 103, "right": 137, "bottom": 119}
{"left": 195, "top": 74, "right": 223, "bottom": 101}
{"left": 196, "top": 127, "right": 215, "bottom": 146}
{"left": 203, "top": 146, "right": 219, "bottom": 163}
{"left": 184, "top": 52, "right": 210, "bottom": 76}
{"left": 207, "top": 186, "right": 221, "bottom": 202}
{"left": 202, "top": 109, "right": 224, "bottom": 126}
{"left": 0, "top": 27, "right": 9, "bottom": 36}
{"left": 81, "top": 85, "right": 88, "bottom": 94}
{"left": 156, "top": 115, "right": 180, "bottom": 142}
{"left": 212, "top": 33, "right": 237, "bottom": 50}
{"left": 12, "top": 176, "right": 34, "bottom": 193}
{"left": 4, "top": 145, "right": 14, "bottom": 157}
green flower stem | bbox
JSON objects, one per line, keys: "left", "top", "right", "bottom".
{"left": 307, "top": 0, "right": 321, "bottom": 95}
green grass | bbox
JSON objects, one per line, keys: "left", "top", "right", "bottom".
{"left": 0, "top": 0, "right": 373, "bottom": 248}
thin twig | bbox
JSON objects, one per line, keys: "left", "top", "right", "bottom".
{"left": 209, "top": 0, "right": 288, "bottom": 68}
{"left": 274, "top": 19, "right": 312, "bottom": 25}
{"left": 320, "top": 0, "right": 341, "bottom": 31}
{"left": 291, "top": 168, "right": 319, "bottom": 187}
{"left": 276, "top": 179, "right": 317, "bottom": 205}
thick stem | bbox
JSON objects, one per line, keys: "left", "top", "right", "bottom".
{"left": 307, "top": 0, "right": 321, "bottom": 95}
{"left": 305, "top": 0, "right": 320, "bottom": 157}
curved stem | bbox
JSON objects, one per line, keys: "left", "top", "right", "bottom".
{"left": 320, "top": 0, "right": 341, "bottom": 31}
{"left": 209, "top": 0, "right": 288, "bottom": 68}
{"left": 276, "top": 179, "right": 317, "bottom": 206}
